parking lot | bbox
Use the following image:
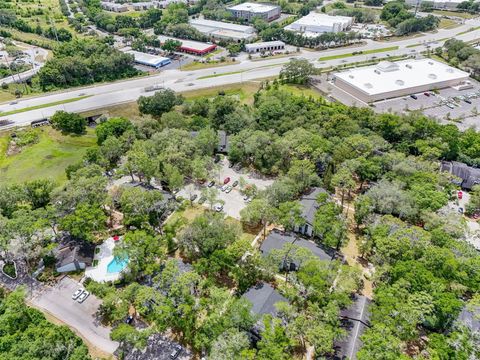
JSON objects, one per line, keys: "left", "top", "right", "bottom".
{"left": 29, "top": 276, "right": 118, "bottom": 355}
{"left": 177, "top": 159, "right": 274, "bottom": 219}
{"left": 374, "top": 80, "right": 480, "bottom": 130}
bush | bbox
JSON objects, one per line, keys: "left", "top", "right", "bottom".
{"left": 50, "top": 111, "right": 87, "bottom": 135}
{"left": 2, "top": 262, "right": 16, "bottom": 278}
{"left": 14, "top": 129, "right": 39, "bottom": 147}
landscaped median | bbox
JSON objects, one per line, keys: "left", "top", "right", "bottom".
{"left": 0, "top": 95, "right": 91, "bottom": 117}
{"left": 318, "top": 46, "right": 399, "bottom": 61}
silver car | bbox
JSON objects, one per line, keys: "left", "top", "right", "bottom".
{"left": 72, "top": 288, "right": 84, "bottom": 300}
{"left": 77, "top": 291, "right": 90, "bottom": 303}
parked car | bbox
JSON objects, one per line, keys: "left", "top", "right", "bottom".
{"left": 198, "top": 196, "right": 206, "bottom": 205}
{"left": 228, "top": 162, "right": 235, "bottom": 168}
{"left": 170, "top": 344, "right": 182, "bottom": 359}
{"left": 207, "top": 180, "right": 215, "bottom": 187}
{"left": 72, "top": 289, "right": 84, "bottom": 300}
{"left": 214, "top": 155, "right": 221, "bottom": 163}
{"left": 77, "top": 291, "right": 90, "bottom": 303}
{"left": 424, "top": 92, "right": 430, "bottom": 97}
{"left": 464, "top": 99, "right": 472, "bottom": 104}
{"left": 225, "top": 186, "right": 233, "bottom": 193}
{"left": 125, "top": 315, "right": 134, "bottom": 325}
{"left": 190, "top": 194, "right": 198, "bottom": 202}
{"left": 221, "top": 185, "right": 228, "bottom": 192}
{"left": 458, "top": 207, "right": 464, "bottom": 214}
{"left": 232, "top": 180, "right": 239, "bottom": 187}
{"left": 446, "top": 103, "right": 455, "bottom": 109}
{"left": 243, "top": 195, "right": 249, "bottom": 201}
{"left": 223, "top": 177, "right": 231, "bottom": 184}
{"left": 410, "top": 94, "right": 418, "bottom": 100}
{"left": 214, "top": 204, "right": 224, "bottom": 212}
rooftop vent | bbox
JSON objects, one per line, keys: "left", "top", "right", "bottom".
{"left": 428, "top": 61, "right": 434, "bottom": 65}
{"left": 349, "top": 74, "right": 354, "bottom": 79}
{"left": 446, "top": 68, "right": 454, "bottom": 73}
{"left": 374, "top": 69, "right": 381, "bottom": 74}
{"left": 428, "top": 73, "right": 437, "bottom": 79}
{"left": 395, "top": 79, "right": 404, "bottom": 86}
{"left": 364, "top": 83, "right": 373, "bottom": 89}
{"left": 406, "top": 64, "right": 412, "bottom": 69}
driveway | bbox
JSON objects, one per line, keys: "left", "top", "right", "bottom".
{"left": 30, "top": 276, "right": 118, "bottom": 355}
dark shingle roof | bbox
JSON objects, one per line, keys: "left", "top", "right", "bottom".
{"left": 333, "top": 294, "right": 371, "bottom": 360}
{"left": 242, "top": 282, "right": 287, "bottom": 316}
{"left": 261, "top": 230, "right": 334, "bottom": 262}
{"left": 441, "top": 161, "right": 480, "bottom": 190}
{"left": 55, "top": 242, "right": 94, "bottom": 268}
{"left": 299, "top": 187, "right": 327, "bottom": 225}
{"left": 120, "top": 333, "right": 191, "bottom": 360}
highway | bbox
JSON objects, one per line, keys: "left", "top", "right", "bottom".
{"left": 1, "top": 17, "right": 479, "bottom": 129}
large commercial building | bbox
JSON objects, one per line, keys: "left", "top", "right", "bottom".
{"left": 125, "top": 50, "right": 171, "bottom": 68}
{"left": 245, "top": 40, "right": 285, "bottom": 53}
{"left": 190, "top": 19, "right": 256, "bottom": 42}
{"left": 333, "top": 59, "right": 470, "bottom": 103}
{"left": 227, "top": 2, "right": 281, "bottom": 22}
{"left": 158, "top": 35, "right": 217, "bottom": 55}
{"left": 284, "top": 12, "right": 353, "bottom": 36}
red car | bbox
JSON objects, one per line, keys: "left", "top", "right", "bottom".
{"left": 458, "top": 191, "right": 463, "bottom": 200}
{"left": 223, "top": 177, "right": 231, "bottom": 184}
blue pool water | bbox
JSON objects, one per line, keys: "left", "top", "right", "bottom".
{"left": 107, "top": 257, "right": 128, "bottom": 274}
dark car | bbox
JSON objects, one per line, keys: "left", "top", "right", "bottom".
{"left": 125, "top": 315, "right": 134, "bottom": 325}
{"left": 410, "top": 94, "right": 418, "bottom": 100}
{"left": 198, "top": 196, "right": 206, "bottom": 204}
{"left": 228, "top": 162, "right": 235, "bottom": 168}
{"left": 423, "top": 92, "right": 430, "bottom": 97}
{"left": 170, "top": 344, "right": 182, "bottom": 359}
{"left": 465, "top": 98, "right": 472, "bottom": 104}
{"left": 223, "top": 177, "right": 231, "bottom": 184}
{"left": 207, "top": 180, "right": 215, "bottom": 187}
{"left": 214, "top": 155, "right": 221, "bottom": 163}
{"left": 232, "top": 180, "right": 239, "bottom": 187}
{"left": 190, "top": 194, "right": 198, "bottom": 202}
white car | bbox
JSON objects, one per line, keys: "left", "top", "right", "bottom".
{"left": 77, "top": 291, "right": 90, "bottom": 303}
{"left": 214, "top": 204, "right": 224, "bottom": 212}
{"left": 72, "top": 288, "right": 84, "bottom": 300}
{"left": 225, "top": 186, "right": 233, "bottom": 193}
{"left": 221, "top": 185, "right": 228, "bottom": 192}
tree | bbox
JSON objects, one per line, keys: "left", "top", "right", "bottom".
{"left": 100, "top": 136, "right": 123, "bottom": 167}
{"left": 60, "top": 203, "right": 107, "bottom": 241}
{"left": 331, "top": 166, "right": 356, "bottom": 209}
{"left": 138, "top": 88, "right": 183, "bottom": 117}
{"left": 23, "top": 179, "right": 55, "bottom": 209}
{"left": 119, "top": 187, "right": 165, "bottom": 229}
{"left": 201, "top": 186, "right": 221, "bottom": 210}
{"left": 280, "top": 58, "right": 314, "bottom": 84}
{"left": 276, "top": 201, "right": 303, "bottom": 232}
{"left": 240, "top": 198, "right": 277, "bottom": 238}
{"left": 313, "top": 194, "right": 347, "bottom": 250}
{"left": 95, "top": 117, "right": 133, "bottom": 145}
{"left": 179, "top": 213, "right": 240, "bottom": 259}
{"left": 257, "top": 316, "right": 292, "bottom": 360}
{"left": 210, "top": 329, "right": 254, "bottom": 360}
{"left": 162, "top": 39, "right": 181, "bottom": 53}
{"left": 123, "top": 141, "right": 157, "bottom": 183}
{"left": 115, "top": 230, "right": 165, "bottom": 277}
{"left": 50, "top": 111, "right": 87, "bottom": 135}
{"left": 226, "top": 43, "right": 241, "bottom": 57}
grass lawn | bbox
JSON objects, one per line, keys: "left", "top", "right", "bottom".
{"left": 197, "top": 70, "right": 244, "bottom": 80}
{"left": 438, "top": 18, "right": 461, "bottom": 29}
{"left": 280, "top": 84, "right": 323, "bottom": 98}
{"left": 0, "top": 127, "right": 97, "bottom": 186}
{"left": 318, "top": 46, "right": 399, "bottom": 61}
{"left": 181, "top": 81, "right": 263, "bottom": 105}
{"left": 181, "top": 59, "right": 238, "bottom": 71}
{"left": 433, "top": 10, "right": 477, "bottom": 19}
{"left": 457, "top": 26, "right": 480, "bottom": 35}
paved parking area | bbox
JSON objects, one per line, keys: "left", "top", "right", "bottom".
{"left": 178, "top": 159, "right": 274, "bottom": 219}
{"left": 30, "top": 276, "right": 118, "bottom": 355}
{"left": 373, "top": 81, "right": 480, "bottom": 130}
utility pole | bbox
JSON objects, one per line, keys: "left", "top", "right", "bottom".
{"left": 48, "top": 17, "right": 59, "bottom": 43}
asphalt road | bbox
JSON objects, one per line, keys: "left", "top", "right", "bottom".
{"left": 29, "top": 276, "right": 119, "bottom": 355}
{"left": 1, "top": 18, "right": 479, "bottom": 129}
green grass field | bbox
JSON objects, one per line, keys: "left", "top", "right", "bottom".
{"left": 0, "top": 127, "right": 97, "bottom": 186}
{"left": 318, "top": 46, "right": 399, "bottom": 61}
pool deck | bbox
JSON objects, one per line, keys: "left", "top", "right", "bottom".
{"left": 85, "top": 237, "right": 126, "bottom": 283}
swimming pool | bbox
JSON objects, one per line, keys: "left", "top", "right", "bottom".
{"left": 106, "top": 257, "right": 128, "bottom": 274}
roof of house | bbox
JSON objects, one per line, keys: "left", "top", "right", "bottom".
{"left": 457, "top": 306, "right": 480, "bottom": 332}
{"left": 55, "top": 242, "right": 95, "bottom": 269}
{"left": 440, "top": 161, "right": 480, "bottom": 189}
{"left": 299, "top": 187, "right": 327, "bottom": 225}
{"left": 120, "top": 333, "right": 191, "bottom": 360}
{"left": 333, "top": 294, "right": 371, "bottom": 360}
{"left": 260, "top": 230, "right": 334, "bottom": 262}
{"left": 242, "top": 282, "right": 287, "bottom": 316}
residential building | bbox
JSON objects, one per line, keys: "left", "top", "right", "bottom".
{"left": 293, "top": 187, "right": 327, "bottom": 237}
{"left": 125, "top": 50, "right": 171, "bottom": 68}
{"left": 284, "top": 12, "right": 353, "bottom": 36}
{"left": 334, "top": 294, "right": 371, "bottom": 360}
{"left": 440, "top": 161, "right": 480, "bottom": 190}
{"left": 245, "top": 40, "right": 285, "bottom": 53}
{"left": 242, "top": 282, "right": 287, "bottom": 316}
{"left": 100, "top": 2, "right": 128, "bottom": 12}
{"left": 227, "top": 2, "right": 281, "bottom": 22}
{"left": 333, "top": 59, "right": 470, "bottom": 103}
{"left": 260, "top": 230, "right": 335, "bottom": 266}
{"left": 190, "top": 19, "right": 257, "bottom": 42}
{"left": 132, "top": 1, "right": 155, "bottom": 10}
{"left": 158, "top": 35, "right": 218, "bottom": 56}
{"left": 120, "top": 333, "right": 191, "bottom": 360}
{"left": 55, "top": 242, "right": 94, "bottom": 273}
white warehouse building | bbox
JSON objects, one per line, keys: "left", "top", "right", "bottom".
{"left": 190, "top": 19, "right": 256, "bottom": 42}
{"left": 333, "top": 59, "right": 470, "bottom": 103}
{"left": 245, "top": 40, "right": 285, "bottom": 53}
{"left": 284, "top": 12, "right": 353, "bottom": 36}
{"left": 227, "top": 2, "right": 281, "bottom": 22}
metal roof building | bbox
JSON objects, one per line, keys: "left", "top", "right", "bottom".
{"left": 125, "top": 50, "right": 171, "bottom": 68}
{"left": 190, "top": 19, "right": 256, "bottom": 42}
{"left": 228, "top": 2, "right": 281, "bottom": 22}
{"left": 242, "top": 282, "right": 287, "bottom": 316}
{"left": 284, "top": 12, "right": 353, "bottom": 36}
{"left": 157, "top": 35, "right": 217, "bottom": 56}
{"left": 245, "top": 40, "right": 285, "bottom": 53}
{"left": 333, "top": 59, "right": 470, "bottom": 103}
